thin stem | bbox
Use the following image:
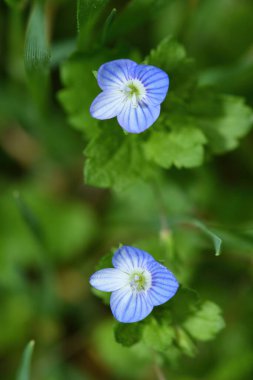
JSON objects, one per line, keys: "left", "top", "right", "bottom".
{"left": 151, "top": 181, "right": 170, "bottom": 234}
{"left": 153, "top": 362, "right": 167, "bottom": 380}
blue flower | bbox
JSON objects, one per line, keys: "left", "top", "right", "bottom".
{"left": 90, "top": 59, "right": 169, "bottom": 134}
{"left": 89, "top": 246, "right": 179, "bottom": 323}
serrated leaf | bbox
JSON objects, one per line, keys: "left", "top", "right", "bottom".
{"left": 84, "top": 125, "right": 152, "bottom": 191}
{"left": 146, "top": 36, "right": 187, "bottom": 71}
{"left": 16, "top": 341, "right": 35, "bottom": 380}
{"left": 144, "top": 127, "right": 206, "bottom": 169}
{"left": 189, "top": 89, "right": 253, "bottom": 154}
{"left": 183, "top": 301, "right": 225, "bottom": 341}
{"left": 145, "top": 36, "right": 197, "bottom": 96}
{"left": 114, "top": 322, "right": 143, "bottom": 347}
{"left": 143, "top": 318, "right": 175, "bottom": 352}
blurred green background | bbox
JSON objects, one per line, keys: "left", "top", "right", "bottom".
{"left": 0, "top": 0, "right": 253, "bottom": 379}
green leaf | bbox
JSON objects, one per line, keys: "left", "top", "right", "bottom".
{"left": 50, "top": 39, "right": 76, "bottom": 68}
{"left": 146, "top": 37, "right": 253, "bottom": 159}
{"left": 175, "top": 327, "right": 197, "bottom": 357}
{"left": 95, "top": 250, "right": 114, "bottom": 271}
{"left": 24, "top": 0, "right": 50, "bottom": 110}
{"left": 77, "top": 0, "right": 109, "bottom": 49}
{"left": 145, "top": 36, "right": 197, "bottom": 96}
{"left": 190, "top": 219, "right": 222, "bottom": 256}
{"left": 166, "top": 287, "right": 199, "bottom": 323}
{"left": 91, "top": 287, "right": 111, "bottom": 305}
{"left": 58, "top": 54, "right": 103, "bottom": 136}
{"left": 144, "top": 127, "right": 206, "bottom": 169}
{"left": 183, "top": 301, "right": 225, "bottom": 341}
{"left": 24, "top": 1, "right": 50, "bottom": 73}
{"left": 189, "top": 89, "right": 253, "bottom": 154}
{"left": 16, "top": 340, "right": 35, "bottom": 380}
{"left": 143, "top": 318, "right": 175, "bottom": 352}
{"left": 114, "top": 322, "right": 143, "bottom": 347}
{"left": 84, "top": 125, "right": 152, "bottom": 191}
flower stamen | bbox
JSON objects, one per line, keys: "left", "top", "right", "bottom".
{"left": 123, "top": 79, "right": 146, "bottom": 108}
{"left": 129, "top": 270, "right": 151, "bottom": 292}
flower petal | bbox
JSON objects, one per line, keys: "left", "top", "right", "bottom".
{"left": 134, "top": 64, "right": 169, "bottom": 106}
{"left": 110, "top": 286, "right": 153, "bottom": 323}
{"left": 112, "top": 246, "right": 155, "bottom": 273}
{"left": 97, "top": 59, "right": 138, "bottom": 90}
{"left": 117, "top": 100, "right": 160, "bottom": 133}
{"left": 89, "top": 268, "right": 129, "bottom": 292}
{"left": 90, "top": 90, "right": 125, "bottom": 120}
{"left": 146, "top": 261, "right": 179, "bottom": 306}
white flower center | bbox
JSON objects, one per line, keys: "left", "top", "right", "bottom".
{"left": 129, "top": 268, "right": 151, "bottom": 292}
{"left": 122, "top": 79, "right": 146, "bottom": 108}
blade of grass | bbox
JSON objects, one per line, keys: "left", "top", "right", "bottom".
{"left": 13, "top": 191, "right": 47, "bottom": 249}
{"left": 77, "top": 0, "right": 109, "bottom": 49}
{"left": 16, "top": 341, "right": 35, "bottom": 380}
{"left": 24, "top": 0, "right": 50, "bottom": 110}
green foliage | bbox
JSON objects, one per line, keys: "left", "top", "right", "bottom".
{"left": 189, "top": 89, "right": 253, "bottom": 154}
{"left": 101, "top": 8, "right": 117, "bottom": 45}
{"left": 58, "top": 54, "right": 103, "bottom": 135}
{"left": 108, "top": 0, "right": 170, "bottom": 41}
{"left": 188, "top": 219, "right": 222, "bottom": 256}
{"left": 24, "top": 0, "right": 50, "bottom": 110}
{"left": 144, "top": 128, "right": 206, "bottom": 169}
{"left": 85, "top": 126, "right": 152, "bottom": 191}
{"left": 2, "top": 0, "right": 253, "bottom": 379}
{"left": 24, "top": 1, "right": 50, "bottom": 73}
{"left": 114, "top": 322, "right": 143, "bottom": 347}
{"left": 0, "top": 185, "right": 97, "bottom": 272}
{"left": 0, "top": 295, "right": 33, "bottom": 350}
{"left": 4, "top": 0, "right": 24, "bottom": 9}
{"left": 143, "top": 318, "right": 175, "bottom": 352}
{"left": 93, "top": 320, "right": 151, "bottom": 379}
{"left": 145, "top": 36, "right": 197, "bottom": 96}
{"left": 166, "top": 287, "right": 199, "bottom": 324}
{"left": 13, "top": 191, "right": 46, "bottom": 249}
{"left": 175, "top": 327, "right": 197, "bottom": 358}
{"left": 16, "top": 341, "right": 35, "bottom": 380}
{"left": 59, "top": 34, "right": 253, "bottom": 192}
{"left": 77, "top": 0, "right": 109, "bottom": 49}
{"left": 183, "top": 301, "right": 225, "bottom": 341}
